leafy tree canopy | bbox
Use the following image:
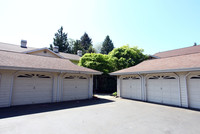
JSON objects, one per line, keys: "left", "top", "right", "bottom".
{"left": 79, "top": 53, "right": 115, "bottom": 74}
{"left": 109, "top": 45, "right": 148, "bottom": 70}
{"left": 79, "top": 45, "right": 148, "bottom": 74}
{"left": 101, "top": 35, "right": 114, "bottom": 54}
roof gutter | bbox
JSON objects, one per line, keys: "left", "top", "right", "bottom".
{"left": 110, "top": 67, "right": 200, "bottom": 76}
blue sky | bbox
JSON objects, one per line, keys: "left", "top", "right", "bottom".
{"left": 0, "top": 0, "right": 200, "bottom": 54}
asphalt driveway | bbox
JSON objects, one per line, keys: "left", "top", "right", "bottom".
{"left": 0, "top": 95, "right": 200, "bottom": 134}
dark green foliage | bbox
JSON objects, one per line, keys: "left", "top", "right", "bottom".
{"left": 87, "top": 46, "right": 96, "bottom": 53}
{"left": 109, "top": 45, "right": 148, "bottom": 70}
{"left": 79, "top": 53, "right": 115, "bottom": 74}
{"left": 69, "top": 39, "right": 84, "bottom": 54}
{"left": 80, "top": 32, "right": 92, "bottom": 53}
{"left": 101, "top": 35, "right": 114, "bottom": 54}
{"left": 51, "top": 26, "right": 72, "bottom": 53}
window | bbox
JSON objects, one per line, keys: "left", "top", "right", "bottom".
{"left": 190, "top": 75, "right": 200, "bottom": 79}
{"left": 162, "top": 76, "right": 176, "bottom": 79}
{"left": 78, "top": 76, "right": 87, "bottom": 79}
{"left": 64, "top": 76, "right": 75, "bottom": 79}
{"left": 36, "top": 74, "right": 51, "bottom": 78}
{"left": 131, "top": 76, "right": 140, "bottom": 80}
{"left": 149, "top": 76, "right": 160, "bottom": 79}
{"left": 122, "top": 77, "right": 130, "bottom": 80}
{"left": 17, "top": 74, "right": 34, "bottom": 78}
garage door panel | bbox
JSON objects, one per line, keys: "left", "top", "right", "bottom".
{"left": 62, "top": 75, "right": 89, "bottom": 101}
{"left": 121, "top": 76, "right": 141, "bottom": 100}
{"left": 12, "top": 73, "right": 53, "bottom": 106}
{"left": 188, "top": 75, "right": 200, "bottom": 109}
{"left": 147, "top": 75, "right": 180, "bottom": 106}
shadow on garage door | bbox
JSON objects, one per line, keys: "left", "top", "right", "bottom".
{"left": 0, "top": 97, "right": 114, "bottom": 119}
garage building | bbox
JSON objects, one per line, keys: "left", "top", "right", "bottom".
{"left": 0, "top": 43, "right": 101, "bottom": 107}
{"left": 111, "top": 45, "right": 200, "bottom": 110}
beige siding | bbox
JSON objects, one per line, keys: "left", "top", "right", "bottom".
{"left": 177, "top": 72, "right": 189, "bottom": 107}
{"left": 52, "top": 73, "right": 58, "bottom": 102}
{"left": 89, "top": 75, "right": 93, "bottom": 98}
{"left": 0, "top": 70, "right": 15, "bottom": 107}
{"left": 29, "top": 50, "right": 59, "bottom": 58}
{"left": 0, "top": 70, "right": 93, "bottom": 107}
{"left": 117, "top": 76, "right": 121, "bottom": 97}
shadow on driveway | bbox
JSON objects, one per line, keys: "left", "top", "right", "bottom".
{"left": 0, "top": 97, "right": 114, "bottom": 119}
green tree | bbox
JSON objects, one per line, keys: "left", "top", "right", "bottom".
{"left": 71, "top": 40, "right": 84, "bottom": 54}
{"left": 79, "top": 53, "right": 115, "bottom": 74}
{"left": 109, "top": 45, "right": 148, "bottom": 70}
{"left": 50, "top": 26, "right": 71, "bottom": 53}
{"left": 80, "top": 32, "right": 92, "bottom": 52}
{"left": 101, "top": 35, "right": 114, "bottom": 54}
{"left": 87, "top": 46, "right": 96, "bottom": 53}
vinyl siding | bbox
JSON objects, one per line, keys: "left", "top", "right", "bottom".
{"left": 89, "top": 75, "right": 93, "bottom": 98}
{"left": 0, "top": 70, "right": 93, "bottom": 107}
{"left": 29, "top": 50, "right": 59, "bottom": 58}
{"left": 177, "top": 72, "right": 189, "bottom": 107}
{"left": 0, "top": 70, "right": 15, "bottom": 107}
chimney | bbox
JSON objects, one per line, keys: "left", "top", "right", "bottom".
{"left": 77, "top": 50, "right": 82, "bottom": 57}
{"left": 53, "top": 46, "right": 59, "bottom": 53}
{"left": 21, "top": 40, "right": 27, "bottom": 48}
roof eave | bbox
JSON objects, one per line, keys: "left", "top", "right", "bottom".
{"left": 0, "top": 66, "right": 102, "bottom": 75}
{"left": 110, "top": 67, "right": 200, "bottom": 75}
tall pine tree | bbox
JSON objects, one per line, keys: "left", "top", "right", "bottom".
{"left": 50, "top": 26, "right": 71, "bottom": 53}
{"left": 101, "top": 35, "right": 114, "bottom": 54}
{"left": 80, "top": 32, "right": 92, "bottom": 51}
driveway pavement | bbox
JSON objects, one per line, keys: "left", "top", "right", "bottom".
{"left": 0, "top": 95, "right": 200, "bottom": 134}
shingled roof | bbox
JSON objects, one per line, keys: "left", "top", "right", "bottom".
{"left": 153, "top": 45, "right": 200, "bottom": 58}
{"left": 0, "top": 42, "right": 80, "bottom": 61}
{"left": 110, "top": 52, "right": 200, "bottom": 75}
{"left": 0, "top": 50, "right": 101, "bottom": 74}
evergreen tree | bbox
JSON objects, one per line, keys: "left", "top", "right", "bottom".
{"left": 72, "top": 40, "right": 84, "bottom": 54}
{"left": 101, "top": 35, "right": 114, "bottom": 54}
{"left": 87, "top": 46, "right": 96, "bottom": 53}
{"left": 51, "top": 26, "right": 71, "bottom": 53}
{"left": 80, "top": 32, "right": 92, "bottom": 51}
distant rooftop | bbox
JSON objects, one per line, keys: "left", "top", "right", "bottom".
{"left": 0, "top": 42, "right": 80, "bottom": 61}
{"left": 153, "top": 45, "right": 200, "bottom": 58}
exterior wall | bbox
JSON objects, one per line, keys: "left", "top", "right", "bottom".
{"left": 89, "top": 75, "right": 93, "bottom": 98}
{"left": 117, "top": 71, "right": 200, "bottom": 109}
{"left": 0, "top": 70, "right": 93, "bottom": 108}
{"left": 29, "top": 50, "right": 59, "bottom": 58}
{"left": 117, "top": 76, "right": 121, "bottom": 97}
{"left": 176, "top": 72, "right": 189, "bottom": 107}
{"left": 0, "top": 70, "right": 16, "bottom": 107}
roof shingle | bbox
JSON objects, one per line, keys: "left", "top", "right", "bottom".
{"left": 110, "top": 53, "right": 200, "bottom": 75}
{"left": 153, "top": 45, "right": 200, "bottom": 58}
{"left": 0, "top": 50, "right": 101, "bottom": 74}
{"left": 0, "top": 42, "right": 80, "bottom": 61}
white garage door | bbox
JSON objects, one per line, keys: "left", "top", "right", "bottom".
{"left": 12, "top": 73, "right": 53, "bottom": 106}
{"left": 188, "top": 74, "right": 200, "bottom": 109}
{"left": 62, "top": 75, "right": 89, "bottom": 101}
{"left": 121, "top": 76, "right": 141, "bottom": 100}
{"left": 147, "top": 75, "right": 180, "bottom": 106}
